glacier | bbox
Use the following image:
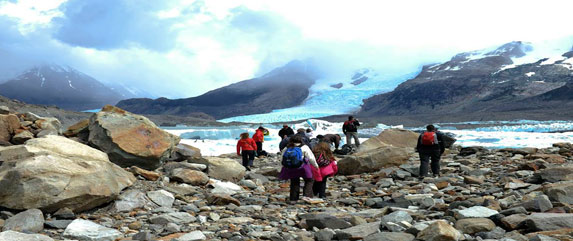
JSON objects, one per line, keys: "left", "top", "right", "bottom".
{"left": 164, "top": 119, "right": 573, "bottom": 156}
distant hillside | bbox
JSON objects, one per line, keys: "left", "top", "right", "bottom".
{"left": 0, "top": 65, "right": 124, "bottom": 111}
{"left": 359, "top": 41, "right": 573, "bottom": 118}
{"left": 117, "top": 60, "right": 320, "bottom": 119}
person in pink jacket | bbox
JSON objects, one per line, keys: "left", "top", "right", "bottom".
{"left": 311, "top": 142, "right": 338, "bottom": 198}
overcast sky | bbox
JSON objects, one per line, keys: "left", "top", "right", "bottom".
{"left": 0, "top": 0, "right": 572, "bottom": 98}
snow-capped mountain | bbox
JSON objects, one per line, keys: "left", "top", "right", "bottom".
{"left": 0, "top": 65, "right": 125, "bottom": 111}
{"left": 360, "top": 41, "right": 573, "bottom": 119}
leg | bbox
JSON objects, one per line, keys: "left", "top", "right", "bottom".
{"left": 247, "top": 150, "right": 255, "bottom": 167}
{"left": 318, "top": 178, "right": 327, "bottom": 198}
{"left": 241, "top": 151, "right": 249, "bottom": 168}
{"left": 290, "top": 178, "right": 300, "bottom": 201}
{"left": 352, "top": 132, "right": 360, "bottom": 146}
{"left": 303, "top": 178, "right": 314, "bottom": 198}
{"left": 312, "top": 180, "right": 320, "bottom": 196}
{"left": 430, "top": 151, "right": 441, "bottom": 176}
{"left": 346, "top": 134, "right": 351, "bottom": 145}
{"left": 419, "top": 152, "right": 431, "bottom": 177}
{"left": 256, "top": 142, "right": 263, "bottom": 156}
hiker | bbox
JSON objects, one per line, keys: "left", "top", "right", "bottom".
{"left": 278, "top": 125, "right": 295, "bottom": 139}
{"left": 236, "top": 132, "right": 257, "bottom": 171}
{"left": 311, "top": 142, "right": 338, "bottom": 198}
{"left": 416, "top": 124, "right": 445, "bottom": 178}
{"left": 321, "top": 134, "right": 341, "bottom": 150}
{"left": 252, "top": 126, "right": 267, "bottom": 157}
{"left": 342, "top": 116, "right": 360, "bottom": 146}
{"left": 305, "top": 128, "right": 314, "bottom": 139}
{"left": 295, "top": 128, "right": 311, "bottom": 146}
{"left": 278, "top": 135, "right": 319, "bottom": 204}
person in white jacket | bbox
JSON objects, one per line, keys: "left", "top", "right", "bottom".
{"left": 278, "top": 135, "right": 319, "bottom": 203}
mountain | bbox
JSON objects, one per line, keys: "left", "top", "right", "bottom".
{"left": 117, "top": 60, "right": 320, "bottom": 119}
{"left": 0, "top": 65, "right": 124, "bottom": 111}
{"left": 359, "top": 41, "right": 573, "bottom": 119}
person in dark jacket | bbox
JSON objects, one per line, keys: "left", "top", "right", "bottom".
{"left": 321, "top": 134, "right": 341, "bottom": 150}
{"left": 342, "top": 116, "right": 360, "bottom": 146}
{"left": 278, "top": 125, "right": 295, "bottom": 139}
{"left": 416, "top": 124, "right": 445, "bottom": 178}
{"left": 237, "top": 132, "right": 257, "bottom": 171}
{"left": 295, "top": 128, "right": 311, "bottom": 146}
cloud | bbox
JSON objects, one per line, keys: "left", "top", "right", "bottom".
{"left": 53, "top": 0, "right": 180, "bottom": 51}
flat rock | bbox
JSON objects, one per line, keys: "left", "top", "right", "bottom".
{"left": 206, "top": 193, "right": 240, "bottom": 206}
{"left": 114, "top": 190, "right": 149, "bottom": 212}
{"left": 381, "top": 211, "right": 413, "bottom": 232}
{"left": 417, "top": 221, "right": 463, "bottom": 241}
{"left": 174, "top": 231, "right": 206, "bottom": 241}
{"left": 364, "top": 232, "right": 415, "bottom": 241}
{"left": 501, "top": 214, "right": 527, "bottom": 230}
{"left": 543, "top": 181, "right": 573, "bottom": 204}
{"left": 455, "top": 206, "right": 499, "bottom": 219}
{"left": 305, "top": 214, "right": 352, "bottom": 230}
{"left": 129, "top": 166, "right": 161, "bottom": 181}
{"left": 150, "top": 212, "right": 196, "bottom": 225}
{"left": 204, "top": 157, "right": 246, "bottom": 183}
{"left": 537, "top": 165, "right": 573, "bottom": 182}
{"left": 454, "top": 218, "right": 495, "bottom": 234}
{"left": 0, "top": 230, "right": 54, "bottom": 241}
{"left": 525, "top": 213, "right": 573, "bottom": 231}
{"left": 2, "top": 209, "right": 44, "bottom": 233}
{"left": 171, "top": 168, "right": 209, "bottom": 186}
{"left": 63, "top": 219, "right": 122, "bottom": 241}
{"left": 147, "top": 190, "right": 175, "bottom": 208}
{"left": 45, "top": 220, "right": 73, "bottom": 229}
{"left": 336, "top": 222, "right": 380, "bottom": 240}
{"left": 520, "top": 194, "right": 553, "bottom": 212}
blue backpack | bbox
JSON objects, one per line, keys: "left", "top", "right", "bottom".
{"left": 282, "top": 147, "right": 304, "bottom": 168}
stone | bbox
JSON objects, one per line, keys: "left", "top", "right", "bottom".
{"left": 459, "top": 146, "right": 487, "bottom": 156}
{"left": 476, "top": 226, "right": 506, "bottom": 239}
{"left": 543, "top": 181, "right": 573, "bottom": 204}
{"left": 130, "top": 166, "right": 161, "bottom": 181}
{"left": 204, "top": 157, "right": 246, "bottom": 182}
{"left": 336, "top": 222, "right": 380, "bottom": 240}
{"left": 2, "top": 209, "right": 44, "bottom": 233}
{"left": 463, "top": 176, "right": 484, "bottom": 184}
{"left": 63, "top": 119, "right": 89, "bottom": 137}
{"left": 0, "top": 114, "right": 20, "bottom": 142}
{"left": 174, "top": 231, "right": 206, "bottom": 241}
{"left": 338, "top": 146, "right": 410, "bottom": 175}
{"left": 455, "top": 206, "right": 499, "bottom": 219}
{"left": 0, "top": 230, "right": 54, "bottom": 241}
{"left": 150, "top": 212, "right": 196, "bottom": 225}
{"left": 0, "top": 106, "right": 9, "bottom": 115}
{"left": 454, "top": 218, "right": 495, "bottom": 234}
{"left": 500, "top": 207, "right": 528, "bottom": 216}
{"left": 63, "top": 219, "right": 122, "bottom": 241}
{"left": 529, "top": 234, "right": 560, "bottom": 241}
{"left": 524, "top": 213, "right": 573, "bottom": 231}
{"left": 164, "top": 162, "right": 207, "bottom": 173}
{"left": 127, "top": 221, "right": 142, "bottom": 230}
{"left": 359, "top": 128, "right": 419, "bottom": 152}
{"left": 165, "top": 223, "right": 180, "bottom": 233}
{"left": 0, "top": 136, "right": 135, "bottom": 212}
{"left": 218, "top": 217, "right": 254, "bottom": 224}
{"left": 132, "top": 231, "right": 154, "bottom": 241}
{"left": 174, "top": 143, "right": 202, "bottom": 160}
{"left": 171, "top": 168, "right": 209, "bottom": 186}
{"left": 304, "top": 214, "right": 352, "bottom": 230}
{"left": 45, "top": 220, "right": 73, "bottom": 229}
{"left": 53, "top": 207, "right": 75, "bottom": 219}
{"left": 537, "top": 165, "right": 573, "bottom": 182}
{"left": 521, "top": 194, "right": 553, "bottom": 212}
{"left": 417, "top": 221, "right": 463, "bottom": 241}
{"left": 10, "top": 130, "right": 33, "bottom": 144}
{"left": 206, "top": 193, "right": 240, "bottom": 206}
{"left": 381, "top": 211, "right": 413, "bottom": 232}
{"left": 315, "top": 229, "right": 336, "bottom": 241}
{"left": 114, "top": 190, "right": 149, "bottom": 212}
{"left": 147, "top": 190, "right": 175, "bottom": 208}
{"left": 364, "top": 232, "right": 415, "bottom": 241}
{"left": 501, "top": 214, "right": 527, "bottom": 230}
{"left": 87, "top": 105, "right": 180, "bottom": 170}
{"left": 209, "top": 180, "right": 243, "bottom": 195}
{"left": 34, "top": 117, "right": 62, "bottom": 134}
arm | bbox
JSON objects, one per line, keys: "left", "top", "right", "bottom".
{"left": 342, "top": 123, "right": 347, "bottom": 134}
{"left": 237, "top": 141, "right": 241, "bottom": 155}
{"left": 250, "top": 139, "right": 258, "bottom": 151}
{"left": 437, "top": 132, "right": 445, "bottom": 154}
{"left": 415, "top": 135, "right": 421, "bottom": 152}
{"left": 354, "top": 120, "right": 360, "bottom": 127}
{"left": 334, "top": 136, "right": 340, "bottom": 149}
{"left": 302, "top": 145, "right": 318, "bottom": 168}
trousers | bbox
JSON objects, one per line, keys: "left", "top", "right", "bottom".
{"left": 290, "top": 178, "right": 314, "bottom": 201}
{"left": 241, "top": 150, "right": 255, "bottom": 168}
{"left": 345, "top": 132, "right": 360, "bottom": 146}
{"left": 419, "top": 150, "right": 441, "bottom": 177}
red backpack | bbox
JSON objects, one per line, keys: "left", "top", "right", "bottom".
{"left": 421, "top": 131, "right": 438, "bottom": 145}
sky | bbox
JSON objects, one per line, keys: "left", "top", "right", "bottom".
{"left": 0, "top": 0, "right": 572, "bottom": 98}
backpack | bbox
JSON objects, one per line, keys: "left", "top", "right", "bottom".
{"left": 316, "top": 153, "right": 331, "bottom": 167}
{"left": 421, "top": 131, "right": 438, "bottom": 145}
{"left": 344, "top": 121, "right": 355, "bottom": 131}
{"left": 309, "top": 138, "right": 320, "bottom": 150}
{"left": 282, "top": 147, "right": 304, "bottom": 168}
{"left": 334, "top": 144, "right": 356, "bottom": 155}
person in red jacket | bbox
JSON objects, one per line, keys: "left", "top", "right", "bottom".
{"left": 237, "top": 132, "right": 257, "bottom": 171}
{"left": 252, "top": 126, "right": 267, "bottom": 157}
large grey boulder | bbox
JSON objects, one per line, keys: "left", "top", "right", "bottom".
{"left": 524, "top": 213, "right": 573, "bottom": 231}
{"left": 63, "top": 219, "right": 122, "bottom": 241}
{"left": 537, "top": 164, "right": 573, "bottom": 182}
{"left": 204, "top": 157, "right": 246, "bottom": 183}
{"left": 2, "top": 209, "right": 44, "bottom": 233}
{"left": 0, "top": 230, "right": 54, "bottom": 241}
{"left": 543, "top": 181, "right": 573, "bottom": 204}
{"left": 88, "top": 105, "right": 180, "bottom": 170}
{"left": 0, "top": 135, "right": 135, "bottom": 212}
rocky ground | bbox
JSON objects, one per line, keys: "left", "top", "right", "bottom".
{"left": 0, "top": 106, "right": 572, "bottom": 241}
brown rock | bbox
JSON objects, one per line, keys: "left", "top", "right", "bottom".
{"left": 11, "top": 130, "right": 34, "bottom": 144}
{"left": 204, "top": 157, "right": 246, "bottom": 182}
{"left": 0, "top": 114, "right": 20, "bottom": 142}
{"left": 129, "top": 166, "right": 161, "bottom": 181}
{"left": 170, "top": 168, "right": 209, "bottom": 186}
{"left": 63, "top": 119, "right": 89, "bottom": 137}
{"left": 464, "top": 176, "right": 484, "bottom": 185}
{"left": 207, "top": 193, "right": 240, "bottom": 206}
{"left": 501, "top": 214, "right": 527, "bottom": 230}
{"left": 359, "top": 128, "right": 419, "bottom": 152}
{"left": 455, "top": 218, "right": 495, "bottom": 234}
{"left": 436, "top": 181, "right": 449, "bottom": 189}
{"left": 128, "top": 221, "right": 142, "bottom": 230}
{"left": 417, "top": 221, "right": 463, "bottom": 241}
{"left": 525, "top": 228, "right": 573, "bottom": 240}
{"left": 527, "top": 154, "right": 565, "bottom": 164}
{"left": 338, "top": 146, "right": 410, "bottom": 175}
{"left": 537, "top": 165, "right": 573, "bottom": 182}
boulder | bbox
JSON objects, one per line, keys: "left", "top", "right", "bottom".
{"left": 0, "top": 230, "right": 54, "bottom": 241}
{"left": 2, "top": 209, "right": 44, "bottom": 233}
{"left": 175, "top": 231, "right": 207, "bottom": 241}
{"left": 364, "top": 232, "right": 415, "bottom": 241}
{"left": 10, "top": 130, "right": 33, "bottom": 144}
{"left": 87, "top": 105, "right": 180, "bottom": 170}
{"left": 381, "top": 211, "right": 413, "bottom": 232}
{"left": 63, "top": 119, "right": 89, "bottom": 137}
{"left": 63, "top": 219, "right": 122, "bottom": 241}
{"left": 501, "top": 214, "right": 527, "bottom": 230}
{"left": 113, "top": 190, "right": 149, "bottom": 212}
{"left": 417, "top": 221, "right": 463, "bottom": 241}
{"left": 129, "top": 166, "right": 161, "bottom": 181}
{"left": 537, "top": 165, "right": 573, "bottom": 182}
{"left": 169, "top": 143, "right": 202, "bottom": 161}
{"left": 147, "top": 190, "right": 174, "bottom": 208}
{"left": 454, "top": 218, "right": 495, "bottom": 234}
{"left": 0, "top": 106, "right": 9, "bottom": 115}
{"left": 459, "top": 146, "right": 487, "bottom": 156}
{"left": 335, "top": 222, "right": 381, "bottom": 240}
{"left": 0, "top": 114, "right": 20, "bottom": 143}
{"left": 543, "top": 181, "right": 573, "bottom": 204}
{"left": 525, "top": 213, "right": 573, "bottom": 231}
{"left": 0, "top": 135, "right": 135, "bottom": 212}
{"left": 520, "top": 195, "right": 553, "bottom": 212}
{"left": 338, "top": 146, "right": 410, "bottom": 175}
{"left": 359, "top": 128, "right": 419, "bottom": 152}
{"left": 171, "top": 169, "right": 210, "bottom": 186}
{"left": 34, "top": 117, "right": 62, "bottom": 134}
{"left": 204, "top": 157, "right": 246, "bottom": 182}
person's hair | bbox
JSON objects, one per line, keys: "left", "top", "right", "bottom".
{"left": 306, "top": 128, "right": 312, "bottom": 133}
{"left": 287, "top": 135, "right": 303, "bottom": 148}
{"left": 283, "top": 124, "right": 288, "bottom": 128}
{"left": 313, "top": 142, "right": 334, "bottom": 160}
{"left": 258, "top": 126, "right": 265, "bottom": 130}
{"left": 240, "top": 132, "right": 249, "bottom": 139}
{"left": 336, "top": 134, "right": 341, "bottom": 137}
{"left": 297, "top": 128, "right": 306, "bottom": 133}
{"left": 426, "top": 124, "right": 436, "bottom": 131}
{"left": 348, "top": 115, "right": 354, "bottom": 120}
{"left": 316, "top": 134, "right": 324, "bottom": 139}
